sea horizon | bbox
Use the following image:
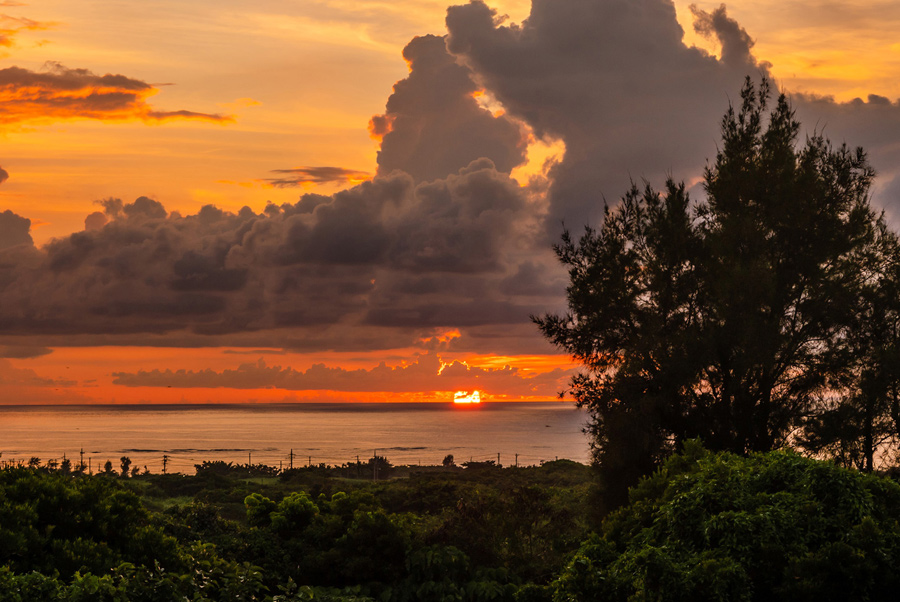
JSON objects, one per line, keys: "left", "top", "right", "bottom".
{"left": 0, "top": 401, "right": 590, "bottom": 474}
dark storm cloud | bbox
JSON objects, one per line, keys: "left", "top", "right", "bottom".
{"left": 0, "top": 209, "right": 32, "bottom": 250}
{"left": 0, "top": 62, "right": 230, "bottom": 124}
{"left": 266, "top": 166, "right": 372, "bottom": 187}
{"left": 0, "top": 160, "right": 553, "bottom": 352}
{"left": 370, "top": 33, "right": 528, "bottom": 182}
{"left": 111, "top": 351, "right": 572, "bottom": 396}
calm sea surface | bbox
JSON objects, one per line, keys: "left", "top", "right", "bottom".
{"left": 0, "top": 402, "right": 590, "bottom": 474}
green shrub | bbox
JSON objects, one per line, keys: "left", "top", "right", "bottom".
{"left": 554, "top": 443, "right": 900, "bottom": 602}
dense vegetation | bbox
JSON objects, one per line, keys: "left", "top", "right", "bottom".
{"left": 0, "top": 459, "right": 591, "bottom": 601}
{"left": 5, "top": 447, "right": 900, "bottom": 601}
{"left": 555, "top": 443, "right": 900, "bottom": 602}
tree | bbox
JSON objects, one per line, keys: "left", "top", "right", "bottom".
{"left": 367, "top": 455, "right": 392, "bottom": 480}
{"left": 800, "top": 227, "right": 900, "bottom": 471}
{"left": 553, "top": 444, "right": 900, "bottom": 602}
{"left": 120, "top": 456, "right": 132, "bottom": 478}
{"left": 535, "top": 78, "right": 897, "bottom": 510}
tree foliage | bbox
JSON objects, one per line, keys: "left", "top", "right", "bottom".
{"left": 535, "top": 77, "right": 900, "bottom": 508}
{"left": 553, "top": 443, "right": 900, "bottom": 602}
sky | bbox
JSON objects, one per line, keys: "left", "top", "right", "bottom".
{"left": 3, "top": 0, "right": 900, "bottom": 404}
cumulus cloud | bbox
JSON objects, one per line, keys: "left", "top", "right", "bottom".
{"left": 789, "top": 93, "right": 900, "bottom": 224}
{"left": 691, "top": 3, "right": 759, "bottom": 69}
{"left": 440, "top": 0, "right": 900, "bottom": 232}
{"left": 0, "top": 209, "right": 32, "bottom": 249}
{"left": 444, "top": 0, "right": 760, "bottom": 233}
{"left": 83, "top": 211, "right": 108, "bottom": 231}
{"left": 0, "top": 159, "right": 556, "bottom": 354}
{"left": 370, "top": 33, "right": 528, "bottom": 182}
{"left": 0, "top": 62, "right": 231, "bottom": 125}
{"left": 111, "top": 351, "right": 572, "bottom": 397}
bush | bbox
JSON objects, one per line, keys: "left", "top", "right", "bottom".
{"left": 554, "top": 443, "right": 900, "bottom": 602}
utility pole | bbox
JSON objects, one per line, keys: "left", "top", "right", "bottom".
{"left": 80, "top": 448, "right": 85, "bottom": 471}
{"left": 162, "top": 455, "right": 168, "bottom": 474}
{"left": 290, "top": 448, "right": 293, "bottom": 469}
{"left": 515, "top": 453, "right": 518, "bottom": 468}
{"left": 373, "top": 449, "right": 377, "bottom": 481}
{"left": 497, "top": 452, "right": 500, "bottom": 467}
{"left": 308, "top": 455, "right": 311, "bottom": 467}
{"left": 248, "top": 452, "right": 252, "bottom": 466}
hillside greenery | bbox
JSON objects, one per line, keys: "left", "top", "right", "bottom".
{"left": 0, "top": 458, "right": 591, "bottom": 602}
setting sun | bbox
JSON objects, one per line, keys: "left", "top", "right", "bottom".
{"left": 453, "top": 390, "right": 481, "bottom": 404}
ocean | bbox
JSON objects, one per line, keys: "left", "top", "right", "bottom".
{"left": 0, "top": 402, "right": 591, "bottom": 474}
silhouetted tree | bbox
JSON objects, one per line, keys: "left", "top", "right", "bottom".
{"left": 536, "top": 78, "right": 899, "bottom": 510}
{"left": 120, "top": 456, "right": 132, "bottom": 478}
{"left": 801, "top": 227, "right": 900, "bottom": 471}
{"left": 367, "top": 455, "right": 392, "bottom": 480}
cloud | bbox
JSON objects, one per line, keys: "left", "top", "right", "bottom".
{"left": 440, "top": 0, "right": 900, "bottom": 233}
{"left": 0, "top": 62, "right": 231, "bottom": 125}
{"left": 12, "top": 0, "right": 900, "bottom": 362}
{"left": 444, "top": 0, "right": 761, "bottom": 234}
{"left": 0, "top": 13, "right": 50, "bottom": 49}
{"left": 0, "top": 160, "right": 557, "bottom": 354}
{"left": 690, "top": 3, "right": 759, "bottom": 69}
{"left": 0, "top": 358, "right": 90, "bottom": 404}
{"left": 787, "top": 93, "right": 900, "bottom": 225}
{"left": 0, "top": 345, "right": 52, "bottom": 359}
{"left": 266, "top": 166, "right": 372, "bottom": 187}
{"left": 84, "top": 211, "right": 108, "bottom": 231}
{"left": 0, "top": 209, "right": 32, "bottom": 250}
{"left": 111, "top": 351, "right": 572, "bottom": 397}
{"left": 0, "top": 165, "right": 8, "bottom": 184}
{"left": 370, "top": 33, "right": 528, "bottom": 182}
{"left": 0, "top": 358, "right": 73, "bottom": 387}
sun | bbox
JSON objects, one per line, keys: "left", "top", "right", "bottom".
{"left": 453, "top": 390, "right": 481, "bottom": 404}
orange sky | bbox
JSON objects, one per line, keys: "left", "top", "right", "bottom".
{"left": 2, "top": 0, "right": 900, "bottom": 404}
